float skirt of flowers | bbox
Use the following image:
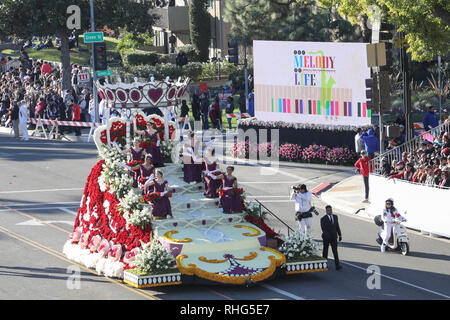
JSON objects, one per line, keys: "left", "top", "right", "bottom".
{"left": 64, "top": 160, "right": 328, "bottom": 287}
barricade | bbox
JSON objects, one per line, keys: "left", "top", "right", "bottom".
{"left": 226, "top": 113, "right": 251, "bottom": 131}
{"left": 368, "top": 174, "right": 450, "bottom": 238}
{"left": 30, "top": 118, "right": 101, "bottom": 142}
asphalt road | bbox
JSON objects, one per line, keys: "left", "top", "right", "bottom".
{"left": 0, "top": 133, "right": 449, "bottom": 300}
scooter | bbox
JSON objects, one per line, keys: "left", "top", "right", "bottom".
{"left": 374, "top": 213, "right": 410, "bottom": 255}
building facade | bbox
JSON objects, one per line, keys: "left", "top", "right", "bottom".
{"left": 148, "top": 0, "right": 230, "bottom": 59}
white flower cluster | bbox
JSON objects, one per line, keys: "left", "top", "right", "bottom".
{"left": 278, "top": 231, "right": 319, "bottom": 260}
{"left": 124, "top": 206, "right": 152, "bottom": 229}
{"left": 238, "top": 118, "right": 372, "bottom": 132}
{"left": 134, "top": 236, "right": 175, "bottom": 274}
{"left": 99, "top": 146, "right": 132, "bottom": 198}
{"left": 98, "top": 146, "right": 151, "bottom": 229}
{"left": 119, "top": 189, "right": 152, "bottom": 229}
{"left": 161, "top": 140, "right": 180, "bottom": 164}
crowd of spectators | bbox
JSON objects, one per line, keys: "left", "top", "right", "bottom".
{"left": 378, "top": 129, "right": 450, "bottom": 188}
{"left": 0, "top": 56, "right": 100, "bottom": 137}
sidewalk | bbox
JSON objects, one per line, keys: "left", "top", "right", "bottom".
{"left": 320, "top": 174, "right": 373, "bottom": 219}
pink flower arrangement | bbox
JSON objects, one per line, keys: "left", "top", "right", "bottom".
{"left": 302, "top": 145, "right": 329, "bottom": 162}
{"left": 108, "top": 244, "right": 123, "bottom": 262}
{"left": 123, "top": 248, "right": 139, "bottom": 265}
{"left": 79, "top": 232, "right": 90, "bottom": 249}
{"left": 98, "top": 239, "right": 111, "bottom": 258}
{"left": 279, "top": 144, "right": 303, "bottom": 161}
{"left": 69, "top": 227, "right": 82, "bottom": 243}
{"left": 230, "top": 142, "right": 357, "bottom": 165}
{"left": 89, "top": 235, "right": 102, "bottom": 252}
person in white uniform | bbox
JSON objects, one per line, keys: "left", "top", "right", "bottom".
{"left": 380, "top": 198, "right": 406, "bottom": 252}
{"left": 290, "top": 184, "right": 315, "bottom": 235}
{"left": 19, "top": 100, "right": 29, "bottom": 141}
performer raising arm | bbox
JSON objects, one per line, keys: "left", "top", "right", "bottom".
{"left": 135, "top": 121, "right": 164, "bottom": 167}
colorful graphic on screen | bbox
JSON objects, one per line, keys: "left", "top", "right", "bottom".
{"left": 254, "top": 41, "right": 372, "bottom": 126}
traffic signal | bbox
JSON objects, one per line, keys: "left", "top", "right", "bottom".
{"left": 228, "top": 39, "right": 239, "bottom": 66}
{"left": 379, "top": 23, "right": 395, "bottom": 71}
{"left": 365, "top": 75, "right": 379, "bottom": 112}
{"left": 93, "top": 42, "right": 107, "bottom": 71}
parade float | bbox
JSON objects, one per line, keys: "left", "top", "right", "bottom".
{"left": 62, "top": 77, "right": 328, "bottom": 288}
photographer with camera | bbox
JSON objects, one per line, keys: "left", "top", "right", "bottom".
{"left": 290, "top": 184, "right": 318, "bottom": 235}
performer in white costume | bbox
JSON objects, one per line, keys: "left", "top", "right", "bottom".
{"left": 19, "top": 100, "right": 29, "bottom": 141}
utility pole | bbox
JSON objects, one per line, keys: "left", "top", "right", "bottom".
{"left": 371, "top": 18, "right": 384, "bottom": 154}
{"left": 90, "top": 0, "right": 99, "bottom": 123}
{"left": 244, "top": 40, "right": 249, "bottom": 112}
{"left": 400, "top": 32, "right": 412, "bottom": 141}
{"left": 438, "top": 55, "right": 442, "bottom": 123}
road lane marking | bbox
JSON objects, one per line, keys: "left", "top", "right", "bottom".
{"left": 0, "top": 205, "right": 79, "bottom": 212}
{"left": 0, "top": 188, "right": 83, "bottom": 194}
{"left": 240, "top": 181, "right": 301, "bottom": 184}
{"left": 259, "top": 283, "right": 306, "bottom": 300}
{"left": 59, "top": 207, "right": 78, "bottom": 216}
{"left": 16, "top": 219, "right": 74, "bottom": 226}
{"left": 246, "top": 195, "right": 289, "bottom": 198}
{"left": 0, "top": 204, "right": 71, "bottom": 234}
{"left": 0, "top": 224, "right": 160, "bottom": 300}
{"left": 339, "top": 260, "right": 450, "bottom": 299}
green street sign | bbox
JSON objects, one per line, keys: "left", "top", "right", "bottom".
{"left": 96, "top": 70, "right": 112, "bottom": 77}
{"left": 84, "top": 32, "right": 104, "bottom": 43}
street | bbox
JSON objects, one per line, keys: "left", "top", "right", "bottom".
{"left": 0, "top": 134, "right": 449, "bottom": 300}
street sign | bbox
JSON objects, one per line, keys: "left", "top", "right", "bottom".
{"left": 84, "top": 32, "right": 104, "bottom": 43}
{"left": 200, "top": 83, "right": 208, "bottom": 93}
{"left": 77, "top": 71, "right": 90, "bottom": 83}
{"left": 96, "top": 70, "right": 112, "bottom": 77}
{"left": 366, "top": 43, "right": 387, "bottom": 67}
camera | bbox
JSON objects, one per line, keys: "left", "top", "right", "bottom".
{"left": 310, "top": 206, "right": 319, "bottom": 216}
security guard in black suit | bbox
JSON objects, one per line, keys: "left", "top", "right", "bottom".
{"left": 320, "top": 205, "right": 343, "bottom": 270}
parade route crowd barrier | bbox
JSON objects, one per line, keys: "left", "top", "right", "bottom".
{"left": 369, "top": 174, "right": 450, "bottom": 238}
{"left": 226, "top": 113, "right": 251, "bottom": 120}
{"left": 29, "top": 118, "right": 101, "bottom": 142}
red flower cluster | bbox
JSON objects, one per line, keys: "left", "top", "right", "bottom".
{"left": 140, "top": 141, "right": 150, "bottom": 149}
{"left": 143, "top": 192, "right": 161, "bottom": 204}
{"left": 71, "top": 160, "right": 153, "bottom": 268}
{"left": 244, "top": 214, "right": 280, "bottom": 240}
{"left": 99, "top": 121, "right": 127, "bottom": 145}
{"left": 135, "top": 114, "right": 147, "bottom": 128}
{"left": 143, "top": 191, "right": 172, "bottom": 204}
{"left": 126, "top": 160, "right": 143, "bottom": 167}
{"left": 138, "top": 177, "right": 148, "bottom": 186}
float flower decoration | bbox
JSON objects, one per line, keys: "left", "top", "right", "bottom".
{"left": 278, "top": 231, "right": 319, "bottom": 261}
{"left": 134, "top": 236, "right": 176, "bottom": 274}
{"left": 66, "top": 159, "right": 154, "bottom": 273}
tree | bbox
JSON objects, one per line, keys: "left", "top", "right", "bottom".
{"left": 316, "top": 0, "right": 450, "bottom": 62}
{"left": 0, "top": 0, "right": 157, "bottom": 90}
{"left": 224, "top": 0, "right": 363, "bottom": 43}
{"left": 189, "top": 0, "right": 211, "bottom": 62}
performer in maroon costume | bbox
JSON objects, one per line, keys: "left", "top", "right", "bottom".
{"left": 220, "top": 166, "right": 243, "bottom": 214}
{"left": 123, "top": 138, "right": 147, "bottom": 187}
{"left": 145, "top": 170, "right": 173, "bottom": 220}
{"left": 182, "top": 132, "right": 206, "bottom": 183}
{"left": 134, "top": 154, "right": 155, "bottom": 194}
{"left": 135, "top": 121, "right": 164, "bottom": 167}
{"left": 203, "top": 148, "right": 223, "bottom": 198}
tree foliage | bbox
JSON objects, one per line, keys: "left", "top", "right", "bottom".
{"left": 317, "top": 0, "right": 450, "bottom": 61}
{"left": 189, "top": 0, "right": 212, "bottom": 62}
{"left": 0, "top": 0, "right": 156, "bottom": 89}
{"left": 224, "top": 0, "right": 363, "bottom": 44}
